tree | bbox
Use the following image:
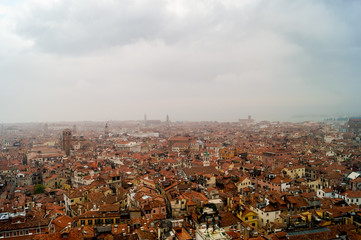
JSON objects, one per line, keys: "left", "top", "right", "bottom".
{"left": 34, "top": 184, "right": 45, "bottom": 194}
{"left": 231, "top": 175, "right": 240, "bottom": 183}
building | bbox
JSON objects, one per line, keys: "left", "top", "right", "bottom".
{"left": 0, "top": 212, "right": 51, "bottom": 239}
{"left": 282, "top": 166, "right": 305, "bottom": 179}
{"left": 236, "top": 176, "right": 252, "bottom": 193}
{"left": 236, "top": 205, "right": 258, "bottom": 228}
{"left": 27, "top": 146, "right": 64, "bottom": 165}
{"left": 64, "top": 189, "right": 87, "bottom": 216}
{"left": 115, "top": 141, "right": 141, "bottom": 152}
{"left": 196, "top": 225, "right": 231, "bottom": 240}
{"left": 239, "top": 115, "right": 254, "bottom": 125}
{"left": 62, "top": 129, "right": 72, "bottom": 156}
{"left": 169, "top": 136, "right": 192, "bottom": 150}
{"left": 348, "top": 118, "right": 361, "bottom": 135}
{"left": 74, "top": 209, "right": 131, "bottom": 227}
{"left": 44, "top": 174, "right": 67, "bottom": 189}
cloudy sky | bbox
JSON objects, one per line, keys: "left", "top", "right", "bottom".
{"left": 1, "top": 0, "right": 360, "bottom": 123}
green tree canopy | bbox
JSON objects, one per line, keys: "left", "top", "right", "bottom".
{"left": 34, "top": 184, "right": 45, "bottom": 194}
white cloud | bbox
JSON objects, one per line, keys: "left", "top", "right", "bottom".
{"left": 0, "top": 0, "right": 360, "bottom": 122}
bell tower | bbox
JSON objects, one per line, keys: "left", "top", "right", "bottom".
{"left": 105, "top": 122, "right": 109, "bottom": 138}
{"left": 144, "top": 114, "right": 148, "bottom": 127}
{"left": 62, "top": 129, "right": 72, "bottom": 156}
{"left": 203, "top": 151, "right": 210, "bottom": 167}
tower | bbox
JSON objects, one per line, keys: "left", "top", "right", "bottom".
{"left": 166, "top": 115, "right": 170, "bottom": 126}
{"left": 105, "top": 122, "right": 109, "bottom": 137}
{"left": 166, "top": 114, "right": 171, "bottom": 138}
{"left": 72, "top": 125, "right": 77, "bottom": 135}
{"left": 22, "top": 151, "right": 28, "bottom": 165}
{"left": 62, "top": 129, "right": 72, "bottom": 156}
{"left": 203, "top": 151, "right": 210, "bottom": 167}
{"left": 144, "top": 114, "right": 148, "bottom": 127}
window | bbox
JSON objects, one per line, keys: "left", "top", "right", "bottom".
{"left": 25, "top": 230, "right": 29, "bottom": 235}
{"left": 88, "top": 220, "right": 93, "bottom": 225}
{"left": 20, "top": 231, "right": 23, "bottom": 236}
{"left": 81, "top": 220, "right": 85, "bottom": 225}
{"left": 245, "top": 217, "right": 248, "bottom": 221}
{"left": 13, "top": 232, "right": 17, "bottom": 236}
{"left": 95, "top": 219, "right": 103, "bottom": 225}
{"left": 6, "top": 233, "right": 9, "bottom": 237}
{"left": 153, "top": 210, "right": 156, "bottom": 213}
{"left": 105, "top": 218, "right": 114, "bottom": 224}
{"left": 37, "top": 229, "right": 40, "bottom": 233}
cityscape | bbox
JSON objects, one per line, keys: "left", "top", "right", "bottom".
{"left": 0, "top": 117, "right": 361, "bottom": 239}
{"left": 1, "top": 0, "right": 361, "bottom": 239}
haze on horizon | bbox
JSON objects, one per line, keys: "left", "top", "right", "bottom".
{"left": 1, "top": 0, "right": 360, "bottom": 123}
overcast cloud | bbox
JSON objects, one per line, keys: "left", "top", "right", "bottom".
{"left": 0, "top": 0, "right": 360, "bottom": 123}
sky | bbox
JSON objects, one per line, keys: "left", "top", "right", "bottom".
{"left": 1, "top": 0, "right": 360, "bottom": 123}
